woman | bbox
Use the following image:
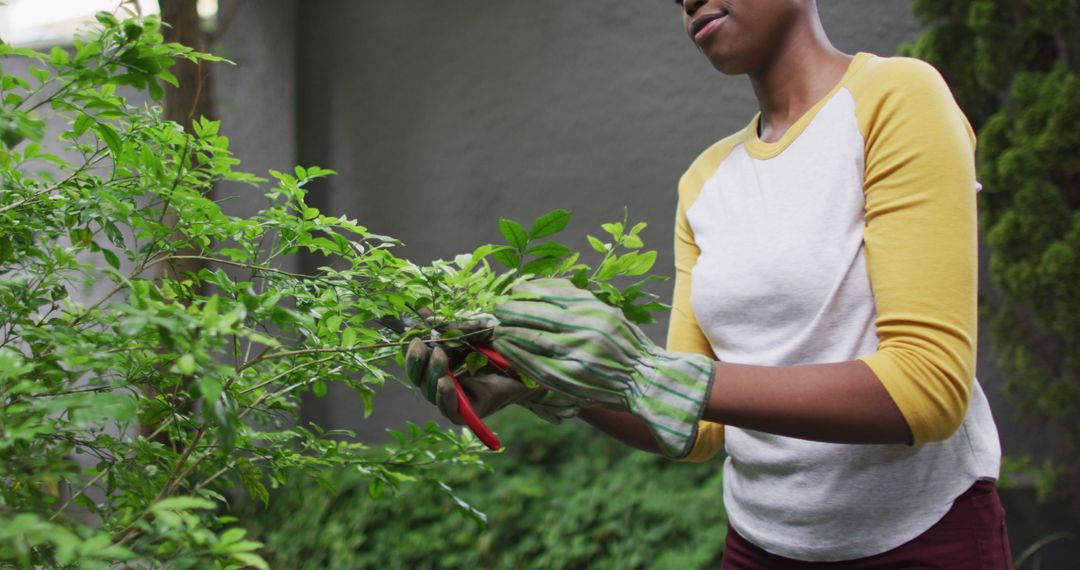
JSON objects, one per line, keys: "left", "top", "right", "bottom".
{"left": 406, "top": 0, "right": 1011, "bottom": 566}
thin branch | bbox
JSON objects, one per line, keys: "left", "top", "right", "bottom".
{"left": 167, "top": 254, "right": 320, "bottom": 282}
{"left": 238, "top": 355, "right": 336, "bottom": 396}
{"left": 237, "top": 355, "right": 337, "bottom": 411}
{"left": 114, "top": 424, "right": 207, "bottom": 545}
{"left": 49, "top": 417, "right": 175, "bottom": 521}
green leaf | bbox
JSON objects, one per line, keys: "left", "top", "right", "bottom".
{"left": 465, "top": 352, "right": 489, "bottom": 375}
{"left": 94, "top": 11, "right": 119, "bottom": 28}
{"left": 148, "top": 80, "right": 165, "bottom": 101}
{"left": 517, "top": 373, "right": 540, "bottom": 389}
{"left": 625, "top": 250, "right": 657, "bottom": 276}
{"left": 69, "top": 227, "right": 93, "bottom": 247}
{"left": 569, "top": 269, "right": 589, "bottom": 289}
{"left": 594, "top": 257, "right": 621, "bottom": 281}
{"left": 623, "top": 234, "right": 644, "bottom": 249}
{"left": 217, "top": 527, "right": 247, "bottom": 548}
{"left": 198, "top": 376, "right": 222, "bottom": 402}
{"left": 325, "top": 315, "right": 343, "bottom": 333}
{"left": 522, "top": 256, "right": 562, "bottom": 277}
{"left": 157, "top": 68, "right": 179, "bottom": 87}
{"left": 601, "top": 222, "right": 624, "bottom": 240}
{"left": 491, "top": 248, "right": 520, "bottom": 269}
{"left": 437, "top": 481, "right": 488, "bottom": 526}
{"left": 92, "top": 123, "right": 122, "bottom": 156}
{"left": 621, "top": 303, "right": 655, "bottom": 324}
{"left": 498, "top": 219, "right": 528, "bottom": 251}
{"left": 312, "top": 379, "right": 328, "bottom": 398}
{"left": 101, "top": 248, "right": 120, "bottom": 270}
{"left": 73, "top": 113, "right": 94, "bottom": 137}
{"left": 153, "top": 496, "right": 216, "bottom": 512}
{"left": 0, "top": 348, "right": 34, "bottom": 380}
{"left": 358, "top": 386, "right": 375, "bottom": 419}
{"left": 232, "top": 552, "right": 270, "bottom": 570}
{"left": 525, "top": 241, "right": 571, "bottom": 258}
{"left": 0, "top": 236, "right": 12, "bottom": 265}
{"left": 528, "top": 209, "right": 571, "bottom": 239}
{"left": 586, "top": 235, "right": 608, "bottom": 253}
{"left": 103, "top": 221, "right": 125, "bottom": 246}
{"left": 49, "top": 46, "right": 70, "bottom": 67}
{"left": 341, "top": 327, "right": 357, "bottom": 348}
{"left": 73, "top": 40, "right": 101, "bottom": 64}
{"left": 123, "top": 22, "right": 143, "bottom": 41}
{"left": 369, "top": 478, "right": 385, "bottom": 499}
{"left": 177, "top": 354, "right": 196, "bottom": 375}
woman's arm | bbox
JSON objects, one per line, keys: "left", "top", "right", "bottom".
{"left": 578, "top": 359, "right": 911, "bottom": 453}
{"left": 704, "top": 360, "right": 912, "bottom": 445}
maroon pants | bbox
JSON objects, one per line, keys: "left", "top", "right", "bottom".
{"left": 722, "top": 480, "right": 1013, "bottom": 569}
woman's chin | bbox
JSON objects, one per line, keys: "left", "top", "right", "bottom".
{"left": 704, "top": 55, "right": 747, "bottom": 76}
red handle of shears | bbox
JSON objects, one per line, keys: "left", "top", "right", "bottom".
{"left": 445, "top": 345, "right": 516, "bottom": 451}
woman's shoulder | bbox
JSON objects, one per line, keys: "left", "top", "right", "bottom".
{"left": 844, "top": 52, "right": 971, "bottom": 139}
{"left": 677, "top": 128, "right": 751, "bottom": 199}
{"left": 846, "top": 52, "right": 953, "bottom": 100}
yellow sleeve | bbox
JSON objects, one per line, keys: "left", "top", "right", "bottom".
{"left": 849, "top": 57, "right": 980, "bottom": 444}
{"left": 672, "top": 195, "right": 724, "bottom": 462}
{"left": 666, "top": 135, "right": 744, "bottom": 462}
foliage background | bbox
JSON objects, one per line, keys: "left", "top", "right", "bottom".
{"left": 235, "top": 408, "right": 727, "bottom": 570}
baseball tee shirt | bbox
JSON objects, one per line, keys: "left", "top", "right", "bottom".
{"left": 666, "top": 52, "right": 1002, "bottom": 561}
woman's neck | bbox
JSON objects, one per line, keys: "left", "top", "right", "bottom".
{"left": 748, "top": 14, "right": 852, "bottom": 143}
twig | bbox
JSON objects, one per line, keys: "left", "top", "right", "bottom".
{"left": 238, "top": 355, "right": 338, "bottom": 395}
{"left": 237, "top": 355, "right": 337, "bottom": 415}
{"left": 166, "top": 254, "right": 321, "bottom": 282}
{"left": 114, "top": 425, "right": 207, "bottom": 545}
{"left": 49, "top": 417, "right": 175, "bottom": 521}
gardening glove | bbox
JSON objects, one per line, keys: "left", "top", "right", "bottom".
{"left": 403, "top": 322, "right": 581, "bottom": 425}
{"left": 492, "top": 278, "right": 717, "bottom": 458}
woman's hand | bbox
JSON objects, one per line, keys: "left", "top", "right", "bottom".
{"left": 492, "top": 278, "right": 716, "bottom": 458}
{"left": 403, "top": 325, "right": 581, "bottom": 425}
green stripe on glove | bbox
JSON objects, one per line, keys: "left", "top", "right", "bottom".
{"left": 493, "top": 278, "right": 716, "bottom": 458}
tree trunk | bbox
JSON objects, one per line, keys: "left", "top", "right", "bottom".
{"left": 143, "top": 0, "right": 213, "bottom": 442}
{"left": 160, "top": 0, "right": 213, "bottom": 131}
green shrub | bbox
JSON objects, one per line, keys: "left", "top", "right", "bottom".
{"left": 904, "top": 0, "right": 1080, "bottom": 498}
{"left": 236, "top": 408, "right": 727, "bottom": 570}
{"left": 0, "top": 8, "right": 666, "bottom": 567}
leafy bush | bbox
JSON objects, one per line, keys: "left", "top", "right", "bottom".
{"left": 903, "top": 0, "right": 1080, "bottom": 497}
{"left": 236, "top": 407, "right": 727, "bottom": 570}
{"left": 0, "top": 10, "right": 669, "bottom": 567}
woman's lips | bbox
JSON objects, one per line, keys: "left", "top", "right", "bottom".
{"left": 693, "top": 13, "right": 729, "bottom": 43}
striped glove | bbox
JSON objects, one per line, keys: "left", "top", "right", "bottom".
{"left": 492, "top": 278, "right": 716, "bottom": 458}
{"left": 404, "top": 327, "right": 581, "bottom": 425}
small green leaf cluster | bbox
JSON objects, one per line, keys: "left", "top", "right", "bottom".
{"left": 903, "top": 0, "right": 1080, "bottom": 499}
{"left": 0, "top": 9, "right": 672, "bottom": 568}
{"left": 491, "top": 208, "right": 667, "bottom": 325}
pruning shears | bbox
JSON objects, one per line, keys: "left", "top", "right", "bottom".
{"left": 379, "top": 315, "right": 511, "bottom": 451}
{"left": 445, "top": 344, "right": 517, "bottom": 451}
